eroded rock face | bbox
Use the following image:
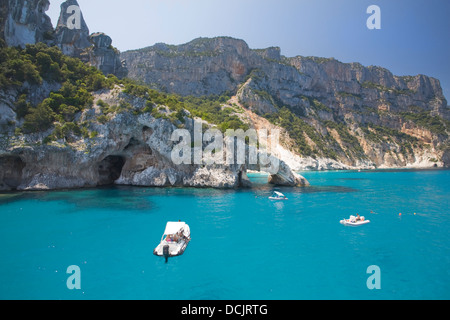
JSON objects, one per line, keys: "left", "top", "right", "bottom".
{"left": 54, "top": 0, "right": 90, "bottom": 58}
{"left": 0, "top": 155, "right": 25, "bottom": 191}
{"left": 122, "top": 37, "right": 449, "bottom": 169}
{"left": 0, "top": 87, "right": 307, "bottom": 191}
{"left": 443, "top": 149, "right": 450, "bottom": 167}
{"left": 87, "top": 33, "right": 128, "bottom": 78}
{"left": 123, "top": 36, "right": 447, "bottom": 116}
{"left": 1, "top": 0, "right": 127, "bottom": 78}
{"left": 0, "top": 99, "right": 17, "bottom": 127}
{"left": 268, "top": 161, "right": 309, "bottom": 187}
{"left": 122, "top": 37, "right": 259, "bottom": 96}
{"left": 53, "top": 1, "right": 127, "bottom": 77}
{"left": 2, "top": 0, "right": 53, "bottom": 47}
{"left": 2, "top": 3, "right": 447, "bottom": 177}
{"left": 0, "top": 1, "right": 9, "bottom": 44}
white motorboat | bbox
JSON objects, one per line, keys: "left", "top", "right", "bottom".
{"left": 340, "top": 215, "right": 370, "bottom": 226}
{"left": 154, "top": 221, "right": 191, "bottom": 262}
{"left": 269, "top": 191, "right": 288, "bottom": 201}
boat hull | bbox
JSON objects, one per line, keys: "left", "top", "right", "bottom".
{"left": 153, "top": 239, "right": 190, "bottom": 257}
{"left": 340, "top": 219, "right": 370, "bottom": 226}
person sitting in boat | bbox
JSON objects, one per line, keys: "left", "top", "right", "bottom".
{"left": 166, "top": 235, "right": 173, "bottom": 242}
{"left": 356, "top": 214, "right": 361, "bottom": 221}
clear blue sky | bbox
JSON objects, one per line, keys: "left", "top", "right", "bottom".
{"left": 47, "top": 0, "right": 450, "bottom": 101}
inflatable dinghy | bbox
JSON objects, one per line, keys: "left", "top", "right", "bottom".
{"left": 340, "top": 215, "right": 370, "bottom": 226}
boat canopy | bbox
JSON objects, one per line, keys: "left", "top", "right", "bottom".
{"left": 273, "top": 191, "right": 285, "bottom": 197}
{"left": 164, "top": 222, "right": 187, "bottom": 235}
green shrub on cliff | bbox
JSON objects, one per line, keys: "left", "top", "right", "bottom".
{"left": 399, "top": 111, "right": 448, "bottom": 136}
{"left": 176, "top": 94, "right": 247, "bottom": 131}
{"left": 0, "top": 47, "right": 41, "bottom": 86}
{"left": 22, "top": 103, "right": 55, "bottom": 133}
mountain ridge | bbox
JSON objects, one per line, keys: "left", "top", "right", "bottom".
{"left": 121, "top": 36, "right": 450, "bottom": 169}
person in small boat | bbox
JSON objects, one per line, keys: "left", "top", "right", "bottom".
{"left": 356, "top": 214, "right": 361, "bottom": 221}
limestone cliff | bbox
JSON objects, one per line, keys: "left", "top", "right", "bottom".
{"left": 2, "top": 1, "right": 449, "bottom": 196}
{"left": 0, "top": 86, "right": 308, "bottom": 191}
{"left": 53, "top": 0, "right": 128, "bottom": 78}
{"left": 122, "top": 37, "right": 450, "bottom": 169}
{"left": 1, "top": 0, "right": 53, "bottom": 47}
{"left": 54, "top": 0, "right": 90, "bottom": 58}
{"left": 1, "top": 4, "right": 305, "bottom": 191}
{"left": 122, "top": 37, "right": 257, "bottom": 96}
{"left": 0, "top": 0, "right": 127, "bottom": 78}
{"left": 86, "top": 33, "right": 128, "bottom": 79}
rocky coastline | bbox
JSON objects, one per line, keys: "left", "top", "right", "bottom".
{"left": 1, "top": 0, "right": 449, "bottom": 193}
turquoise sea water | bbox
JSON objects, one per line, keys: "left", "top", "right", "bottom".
{"left": 0, "top": 169, "right": 449, "bottom": 300}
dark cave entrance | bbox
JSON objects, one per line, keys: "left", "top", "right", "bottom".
{"left": 0, "top": 155, "right": 25, "bottom": 191}
{"left": 97, "top": 155, "right": 126, "bottom": 186}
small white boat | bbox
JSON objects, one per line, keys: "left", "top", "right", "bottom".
{"left": 269, "top": 191, "right": 288, "bottom": 201}
{"left": 340, "top": 215, "right": 370, "bottom": 226}
{"left": 154, "top": 221, "right": 191, "bottom": 262}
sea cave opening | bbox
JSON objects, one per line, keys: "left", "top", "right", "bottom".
{"left": 0, "top": 155, "right": 25, "bottom": 191}
{"left": 97, "top": 155, "right": 126, "bottom": 186}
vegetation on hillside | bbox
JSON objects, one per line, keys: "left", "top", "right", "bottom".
{"left": 0, "top": 43, "right": 249, "bottom": 142}
{"left": 1, "top": 43, "right": 116, "bottom": 135}
{"left": 122, "top": 81, "right": 249, "bottom": 131}
{"left": 254, "top": 86, "right": 441, "bottom": 160}
{"left": 264, "top": 107, "right": 342, "bottom": 159}
{"left": 399, "top": 111, "right": 449, "bottom": 136}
